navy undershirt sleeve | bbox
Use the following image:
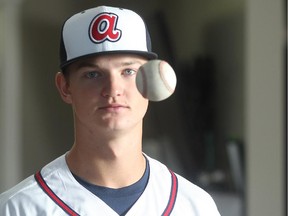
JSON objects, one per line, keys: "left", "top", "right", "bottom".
{"left": 73, "top": 158, "right": 150, "bottom": 215}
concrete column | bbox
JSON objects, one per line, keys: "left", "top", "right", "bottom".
{"left": 245, "top": 0, "right": 285, "bottom": 215}
{"left": 0, "top": 0, "right": 23, "bottom": 192}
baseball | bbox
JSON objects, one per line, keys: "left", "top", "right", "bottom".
{"left": 136, "top": 60, "right": 177, "bottom": 101}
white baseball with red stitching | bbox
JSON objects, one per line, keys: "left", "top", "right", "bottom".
{"left": 136, "top": 60, "right": 177, "bottom": 101}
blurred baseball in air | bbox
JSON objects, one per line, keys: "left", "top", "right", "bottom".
{"left": 136, "top": 60, "right": 177, "bottom": 101}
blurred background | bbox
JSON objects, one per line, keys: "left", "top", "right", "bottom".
{"left": 0, "top": 0, "right": 285, "bottom": 216}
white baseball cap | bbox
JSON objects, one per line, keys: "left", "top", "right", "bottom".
{"left": 60, "top": 5, "right": 158, "bottom": 70}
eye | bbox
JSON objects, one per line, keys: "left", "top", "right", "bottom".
{"left": 85, "top": 71, "right": 101, "bottom": 79}
{"left": 123, "top": 69, "right": 136, "bottom": 76}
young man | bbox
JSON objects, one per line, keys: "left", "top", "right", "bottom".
{"left": 0, "top": 6, "right": 220, "bottom": 215}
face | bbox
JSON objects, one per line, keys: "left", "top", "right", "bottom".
{"left": 56, "top": 54, "right": 149, "bottom": 134}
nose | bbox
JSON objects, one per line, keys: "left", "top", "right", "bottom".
{"left": 101, "top": 74, "right": 123, "bottom": 98}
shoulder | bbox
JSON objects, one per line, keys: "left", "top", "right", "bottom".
{"left": 146, "top": 155, "right": 220, "bottom": 215}
{"left": 0, "top": 154, "right": 67, "bottom": 215}
{"left": 0, "top": 175, "right": 40, "bottom": 215}
{"left": 0, "top": 175, "right": 37, "bottom": 201}
{"left": 175, "top": 173, "right": 219, "bottom": 212}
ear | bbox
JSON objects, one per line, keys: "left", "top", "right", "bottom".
{"left": 55, "top": 72, "right": 72, "bottom": 104}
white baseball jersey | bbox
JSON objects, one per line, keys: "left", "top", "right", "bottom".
{"left": 0, "top": 154, "right": 220, "bottom": 215}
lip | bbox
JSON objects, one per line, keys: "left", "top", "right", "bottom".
{"left": 98, "top": 104, "right": 129, "bottom": 111}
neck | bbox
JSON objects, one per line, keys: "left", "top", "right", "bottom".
{"left": 66, "top": 123, "right": 146, "bottom": 188}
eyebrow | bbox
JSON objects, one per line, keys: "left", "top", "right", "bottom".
{"left": 75, "top": 61, "right": 99, "bottom": 70}
{"left": 75, "top": 60, "right": 143, "bottom": 70}
{"left": 120, "top": 60, "right": 143, "bottom": 66}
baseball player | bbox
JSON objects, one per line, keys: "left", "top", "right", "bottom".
{"left": 0, "top": 6, "right": 221, "bottom": 215}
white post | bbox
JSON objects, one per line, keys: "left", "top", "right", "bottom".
{"left": 245, "top": 0, "right": 284, "bottom": 215}
{"left": 0, "top": 0, "right": 23, "bottom": 192}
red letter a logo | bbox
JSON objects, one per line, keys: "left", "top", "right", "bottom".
{"left": 89, "top": 13, "right": 122, "bottom": 43}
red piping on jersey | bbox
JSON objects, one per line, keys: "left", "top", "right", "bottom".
{"left": 162, "top": 170, "right": 178, "bottom": 216}
{"left": 35, "top": 171, "right": 80, "bottom": 216}
{"left": 35, "top": 168, "right": 178, "bottom": 216}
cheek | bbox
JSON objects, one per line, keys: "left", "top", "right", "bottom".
{"left": 129, "top": 79, "right": 142, "bottom": 97}
{"left": 72, "top": 81, "right": 100, "bottom": 96}
{"left": 70, "top": 84, "right": 101, "bottom": 107}
{"left": 136, "top": 95, "right": 149, "bottom": 117}
{"left": 129, "top": 81, "right": 148, "bottom": 104}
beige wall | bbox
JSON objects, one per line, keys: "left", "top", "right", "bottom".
{"left": 0, "top": 2, "right": 22, "bottom": 191}
{"left": 245, "top": 0, "right": 285, "bottom": 215}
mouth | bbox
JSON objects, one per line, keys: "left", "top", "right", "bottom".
{"left": 98, "top": 104, "right": 129, "bottom": 112}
